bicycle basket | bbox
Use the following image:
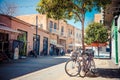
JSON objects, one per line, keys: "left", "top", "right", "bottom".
{"left": 70, "top": 52, "right": 78, "bottom": 60}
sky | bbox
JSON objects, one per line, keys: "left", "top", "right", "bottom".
{"left": 0, "top": 0, "right": 99, "bottom": 29}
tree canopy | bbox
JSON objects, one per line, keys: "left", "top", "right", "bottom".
{"left": 36, "top": 0, "right": 111, "bottom": 50}
{"left": 85, "top": 22, "right": 108, "bottom": 45}
{"left": 36, "top": 0, "right": 111, "bottom": 21}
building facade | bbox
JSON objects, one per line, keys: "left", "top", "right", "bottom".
{"left": 74, "top": 28, "right": 82, "bottom": 50}
{"left": 66, "top": 24, "right": 75, "bottom": 52}
{"left": 0, "top": 14, "right": 49, "bottom": 59}
{"left": 94, "top": 12, "right": 110, "bottom": 58}
{"left": 103, "top": 0, "right": 120, "bottom": 66}
{"left": 58, "top": 20, "right": 67, "bottom": 51}
{"left": 17, "top": 14, "right": 82, "bottom": 55}
{"left": 111, "top": 15, "right": 120, "bottom": 65}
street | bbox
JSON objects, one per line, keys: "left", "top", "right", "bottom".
{"left": 0, "top": 56, "right": 68, "bottom": 80}
{"left": 0, "top": 56, "right": 120, "bottom": 80}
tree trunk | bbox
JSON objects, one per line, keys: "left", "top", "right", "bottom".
{"left": 82, "top": 20, "right": 85, "bottom": 53}
{"left": 98, "top": 46, "right": 99, "bottom": 58}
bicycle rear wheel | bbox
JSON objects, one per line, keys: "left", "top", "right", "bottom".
{"left": 65, "top": 59, "right": 80, "bottom": 77}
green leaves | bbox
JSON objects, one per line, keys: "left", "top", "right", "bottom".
{"left": 85, "top": 22, "right": 108, "bottom": 44}
{"left": 36, "top": 0, "right": 111, "bottom": 21}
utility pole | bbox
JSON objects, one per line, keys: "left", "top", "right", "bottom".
{"left": 36, "top": 15, "right": 38, "bottom": 55}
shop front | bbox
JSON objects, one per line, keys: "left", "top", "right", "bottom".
{"left": 0, "top": 25, "right": 20, "bottom": 60}
{"left": 49, "top": 39, "right": 57, "bottom": 56}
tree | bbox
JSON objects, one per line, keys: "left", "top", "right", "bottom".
{"left": 0, "top": 1, "right": 17, "bottom": 16}
{"left": 85, "top": 22, "right": 108, "bottom": 57}
{"left": 36, "top": 0, "right": 111, "bottom": 52}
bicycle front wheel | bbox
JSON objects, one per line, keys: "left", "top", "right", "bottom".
{"left": 65, "top": 59, "right": 80, "bottom": 77}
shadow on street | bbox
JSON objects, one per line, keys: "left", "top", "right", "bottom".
{"left": 0, "top": 56, "right": 69, "bottom": 80}
{"left": 86, "top": 68, "right": 120, "bottom": 79}
{"left": 97, "top": 68, "right": 120, "bottom": 78}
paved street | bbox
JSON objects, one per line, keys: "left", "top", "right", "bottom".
{"left": 0, "top": 56, "right": 68, "bottom": 80}
{"left": 0, "top": 56, "right": 120, "bottom": 80}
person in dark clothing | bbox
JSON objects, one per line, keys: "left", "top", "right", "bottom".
{"left": 29, "top": 50, "right": 37, "bottom": 58}
{"left": 56, "top": 48, "right": 59, "bottom": 56}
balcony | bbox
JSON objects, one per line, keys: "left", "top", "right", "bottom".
{"left": 60, "top": 32, "right": 66, "bottom": 37}
{"left": 49, "top": 28, "right": 59, "bottom": 35}
{"left": 59, "top": 32, "right": 66, "bottom": 40}
{"left": 67, "top": 34, "right": 74, "bottom": 38}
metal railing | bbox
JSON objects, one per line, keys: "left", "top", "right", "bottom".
{"left": 49, "top": 28, "right": 59, "bottom": 34}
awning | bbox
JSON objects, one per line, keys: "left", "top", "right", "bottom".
{"left": 68, "top": 44, "right": 74, "bottom": 46}
{"left": 86, "top": 42, "right": 108, "bottom": 47}
{"left": 0, "top": 25, "right": 21, "bottom": 33}
{"left": 56, "top": 44, "right": 64, "bottom": 48}
{"left": 68, "top": 43, "right": 82, "bottom": 47}
{"left": 75, "top": 43, "right": 82, "bottom": 47}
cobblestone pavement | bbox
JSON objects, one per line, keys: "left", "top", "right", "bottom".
{"left": 12, "top": 57, "right": 120, "bottom": 80}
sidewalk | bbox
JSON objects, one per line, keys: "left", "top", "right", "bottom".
{"left": 12, "top": 58, "right": 120, "bottom": 80}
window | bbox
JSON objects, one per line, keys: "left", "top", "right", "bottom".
{"left": 100, "top": 20, "right": 102, "bottom": 23}
{"left": 79, "top": 34, "right": 81, "bottom": 39}
{"left": 71, "top": 30, "right": 72, "bottom": 35}
{"left": 61, "top": 26, "right": 64, "bottom": 32}
{"left": 68, "top": 29, "right": 70, "bottom": 36}
{"left": 106, "top": 48, "right": 110, "bottom": 52}
{"left": 99, "top": 47, "right": 102, "bottom": 51}
{"left": 54, "top": 23, "right": 57, "bottom": 29}
{"left": 61, "top": 26, "right": 64, "bottom": 35}
{"left": 76, "top": 33, "right": 78, "bottom": 38}
{"left": 49, "top": 21, "right": 53, "bottom": 28}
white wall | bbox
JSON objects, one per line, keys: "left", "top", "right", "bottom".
{"left": 117, "top": 15, "right": 120, "bottom": 67}
{"left": 112, "top": 35, "right": 116, "bottom": 61}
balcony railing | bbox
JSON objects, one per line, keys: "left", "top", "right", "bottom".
{"left": 49, "top": 28, "right": 59, "bottom": 34}
{"left": 59, "top": 32, "right": 66, "bottom": 37}
{"left": 67, "top": 34, "right": 74, "bottom": 38}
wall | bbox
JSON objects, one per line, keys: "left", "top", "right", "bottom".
{"left": 10, "top": 16, "right": 49, "bottom": 55}
{"left": 111, "top": 20, "right": 119, "bottom": 64}
{"left": 74, "top": 28, "right": 82, "bottom": 50}
{"left": 0, "top": 15, "right": 11, "bottom": 27}
{"left": 16, "top": 14, "right": 48, "bottom": 31}
{"left": 117, "top": 15, "right": 120, "bottom": 67}
{"left": 11, "top": 20, "right": 49, "bottom": 55}
{"left": 94, "top": 13, "right": 102, "bottom": 23}
{"left": 66, "top": 24, "right": 75, "bottom": 51}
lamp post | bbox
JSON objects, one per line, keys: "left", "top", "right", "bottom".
{"left": 36, "top": 15, "right": 38, "bottom": 55}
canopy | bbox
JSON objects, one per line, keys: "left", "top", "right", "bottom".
{"left": 0, "top": 25, "right": 21, "bottom": 33}
{"left": 86, "top": 42, "right": 108, "bottom": 47}
{"left": 56, "top": 44, "right": 64, "bottom": 48}
{"left": 68, "top": 43, "right": 82, "bottom": 47}
{"left": 75, "top": 43, "right": 82, "bottom": 47}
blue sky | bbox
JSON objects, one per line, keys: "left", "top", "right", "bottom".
{"left": 0, "top": 0, "right": 99, "bottom": 29}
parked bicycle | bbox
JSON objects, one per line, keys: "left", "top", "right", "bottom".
{"left": 65, "top": 50, "right": 96, "bottom": 77}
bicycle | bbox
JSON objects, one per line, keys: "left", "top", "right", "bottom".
{"left": 65, "top": 50, "right": 96, "bottom": 77}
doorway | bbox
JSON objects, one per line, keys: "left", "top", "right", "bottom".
{"left": 33, "top": 35, "right": 40, "bottom": 55}
{"left": 43, "top": 37, "right": 48, "bottom": 55}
